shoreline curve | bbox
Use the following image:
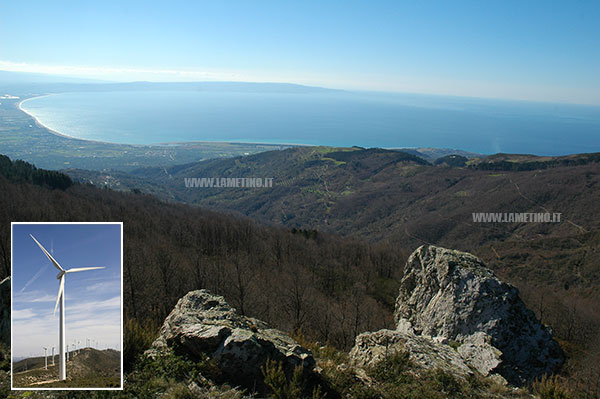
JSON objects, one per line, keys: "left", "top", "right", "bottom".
{"left": 17, "top": 94, "right": 313, "bottom": 148}
{"left": 18, "top": 94, "right": 115, "bottom": 144}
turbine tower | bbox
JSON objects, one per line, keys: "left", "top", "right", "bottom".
{"left": 30, "top": 235, "right": 104, "bottom": 381}
{"left": 43, "top": 347, "right": 48, "bottom": 369}
{"left": 52, "top": 346, "right": 55, "bottom": 366}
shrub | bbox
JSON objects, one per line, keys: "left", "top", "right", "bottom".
{"left": 428, "top": 369, "right": 464, "bottom": 398}
{"left": 123, "top": 318, "right": 158, "bottom": 371}
{"left": 0, "top": 343, "right": 10, "bottom": 372}
{"left": 368, "top": 350, "right": 413, "bottom": 384}
{"left": 121, "top": 350, "right": 212, "bottom": 399}
{"left": 533, "top": 375, "right": 571, "bottom": 399}
{"left": 137, "top": 350, "right": 201, "bottom": 381}
{"left": 261, "top": 359, "right": 303, "bottom": 399}
{"left": 163, "top": 383, "right": 196, "bottom": 399}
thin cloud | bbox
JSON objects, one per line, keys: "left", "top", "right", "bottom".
{"left": 31, "top": 294, "right": 56, "bottom": 303}
{"left": 19, "top": 264, "right": 49, "bottom": 293}
{"left": 67, "top": 295, "right": 120, "bottom": 313}
{"left": 13, "top": 289, "right": 55, "bottom": 305}
{"left": 86, "top": 280, "right": 120, "bottom": 294}
{"left": 0, "top": 60, "right": 244, "bottom": 82}
{"left": 12, "top": 297, "right": 121, "bottom": 358}
{"left": 12, "top": 308, "right": 37, "bottom": 320}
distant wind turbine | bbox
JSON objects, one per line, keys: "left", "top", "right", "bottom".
{"left": 30, "top": 235, "right": 104, "bottom": 381}
{"left": 43, "top": 347, "right": 48, "bottom": 369}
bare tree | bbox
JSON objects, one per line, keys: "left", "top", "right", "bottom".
{"left": 228, "top": 254, "right": 255, "bottom": 316}
{"left": 281, "top": 263, "right": 310, "bottom": 332}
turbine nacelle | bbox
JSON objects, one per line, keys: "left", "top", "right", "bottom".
{"left": 57, "top": 271, "right": 65, "bottom": 279}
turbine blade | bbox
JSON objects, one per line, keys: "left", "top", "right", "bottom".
{"left": 30, "top": 235, "right": 65, "bottom": 272}
{"left": 53, "top": 276, "right": 64, "bottom": 317}
{"left": 66, "top": 267, "right": 105, "bottom": 273}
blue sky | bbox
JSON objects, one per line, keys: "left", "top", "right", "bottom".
{"left": 11, "top": 223, "right": 122, "bottom": 359}
{"left": 0, "top": 1, "right": 599, "bottom": 104}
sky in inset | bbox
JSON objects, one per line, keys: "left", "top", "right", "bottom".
{"left": 0, "top": 1, "right": 599, "bottom": 104}
{"left": 11, "top": 223, "right": 122, "bottom": 359}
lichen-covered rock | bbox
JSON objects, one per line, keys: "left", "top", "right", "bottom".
{"left": 456, "top": 332, "right": 502, "bottom": 376}
{"left": 350, "top": 245, "right": 564, "bottom": 386}
{"left": 394, "top": 245, "right": 563, "bottom": 384}
{"left": 148, "top": 290, "right": 315, "bottom": 388}
{"left": 350, "top": 329, "right": 472, "bottom": 377}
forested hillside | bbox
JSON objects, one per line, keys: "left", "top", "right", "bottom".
{"left": 0, "top": 154, "right": 72, "bottom": 190}
{"left": 1, "top": 156, "right": 405, "bottom": 352}
{"left": 2, "top": 154, "right": 600, "bottom": 396}
{"left": 70, "top": 147, "right": 600, "bottom": 295}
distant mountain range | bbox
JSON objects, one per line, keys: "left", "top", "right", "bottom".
{"left": 0, "top": 70, "right": 109, "bottom": 85}
{"left": 0, "top": 69, "right": 340, "bottom": 94}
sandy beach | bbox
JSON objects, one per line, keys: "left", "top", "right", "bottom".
{"left": 17, "top": 94, "right": 84, "bottom": 141}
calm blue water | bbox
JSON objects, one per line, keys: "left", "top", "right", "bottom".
{"left": 20, "top": 90, "right": 600, "bottom": 155}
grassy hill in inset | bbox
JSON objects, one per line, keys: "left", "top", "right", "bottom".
{"left": 12, "top": 348, "right": 120, "bottom": 388}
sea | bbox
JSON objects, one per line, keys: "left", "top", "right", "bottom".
{"left": 20, "top": 90, "right": 600, "bottom": 155}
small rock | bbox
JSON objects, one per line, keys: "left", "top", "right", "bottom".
{"left": 350, "top": 329, "right": 472, "bottom": 378}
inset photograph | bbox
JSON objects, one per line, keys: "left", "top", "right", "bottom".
{"left": 11, "top": 222, "right": 122, "bottom": 390}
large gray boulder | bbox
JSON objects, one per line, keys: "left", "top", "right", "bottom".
{"left": 148, "top": 290, "right": 315, "bottom": 388}
{"left": 351, "top": 245, "right": 564, "bottom": 386}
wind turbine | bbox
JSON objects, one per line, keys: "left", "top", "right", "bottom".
{"left": 30, "top": 234, "right": 104, "bottom": 381}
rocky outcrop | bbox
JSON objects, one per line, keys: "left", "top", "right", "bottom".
{"left": 148, "top": 290, "right": 315, "bottom": 389}
{"left": 0, "top": 277, "right": 9, "bottom": 345}
{"left": 350, "top": 245, "right": 564, "bottom": 386}
{"left": 350, "top": 329, "right": 472, "bottom": 376}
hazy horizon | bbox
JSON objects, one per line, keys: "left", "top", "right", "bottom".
{"left": 1, "top": 1, "right": 599, "bottom": 105}
{"left": 5, "top": 69, "right": 600, "bottom": 109}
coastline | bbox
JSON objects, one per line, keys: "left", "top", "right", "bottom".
{"left": 16, "top": 94, "right": 313, "bottom": 149}
{"left": 18, "top": 94, "right": 96, "bottom": 142}
{"left": 14, "top": 98, "right": 473, "bottom": 155}
{"left": 13, "top": 96, "right": 485, "bottom": 156}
